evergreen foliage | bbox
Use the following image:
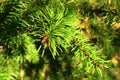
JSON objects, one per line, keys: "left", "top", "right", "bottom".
{"left": 0, "top": 0, "right": 120, "bottom": 80}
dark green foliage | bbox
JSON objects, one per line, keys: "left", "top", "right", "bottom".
{"left": 0, "top": 0, "right": 120, "bottom": 80}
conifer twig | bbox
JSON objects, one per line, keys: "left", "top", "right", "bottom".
{"left": 80, "top": 46, "right": 103, "bottom": 68}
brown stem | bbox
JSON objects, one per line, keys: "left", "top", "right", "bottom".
{"left": 7, "top": 53, "right": 10, "bottom": 74}
{"left": 20, "top": 62, "right": 24, "bottom": 80}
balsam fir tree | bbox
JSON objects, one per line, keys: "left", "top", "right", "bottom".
{"left": 0, "top": 0, "right": 120, "bottom": 80}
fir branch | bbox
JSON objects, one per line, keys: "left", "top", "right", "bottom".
{"left": 79, "top": 46, "right": 103, "bottom": 68}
